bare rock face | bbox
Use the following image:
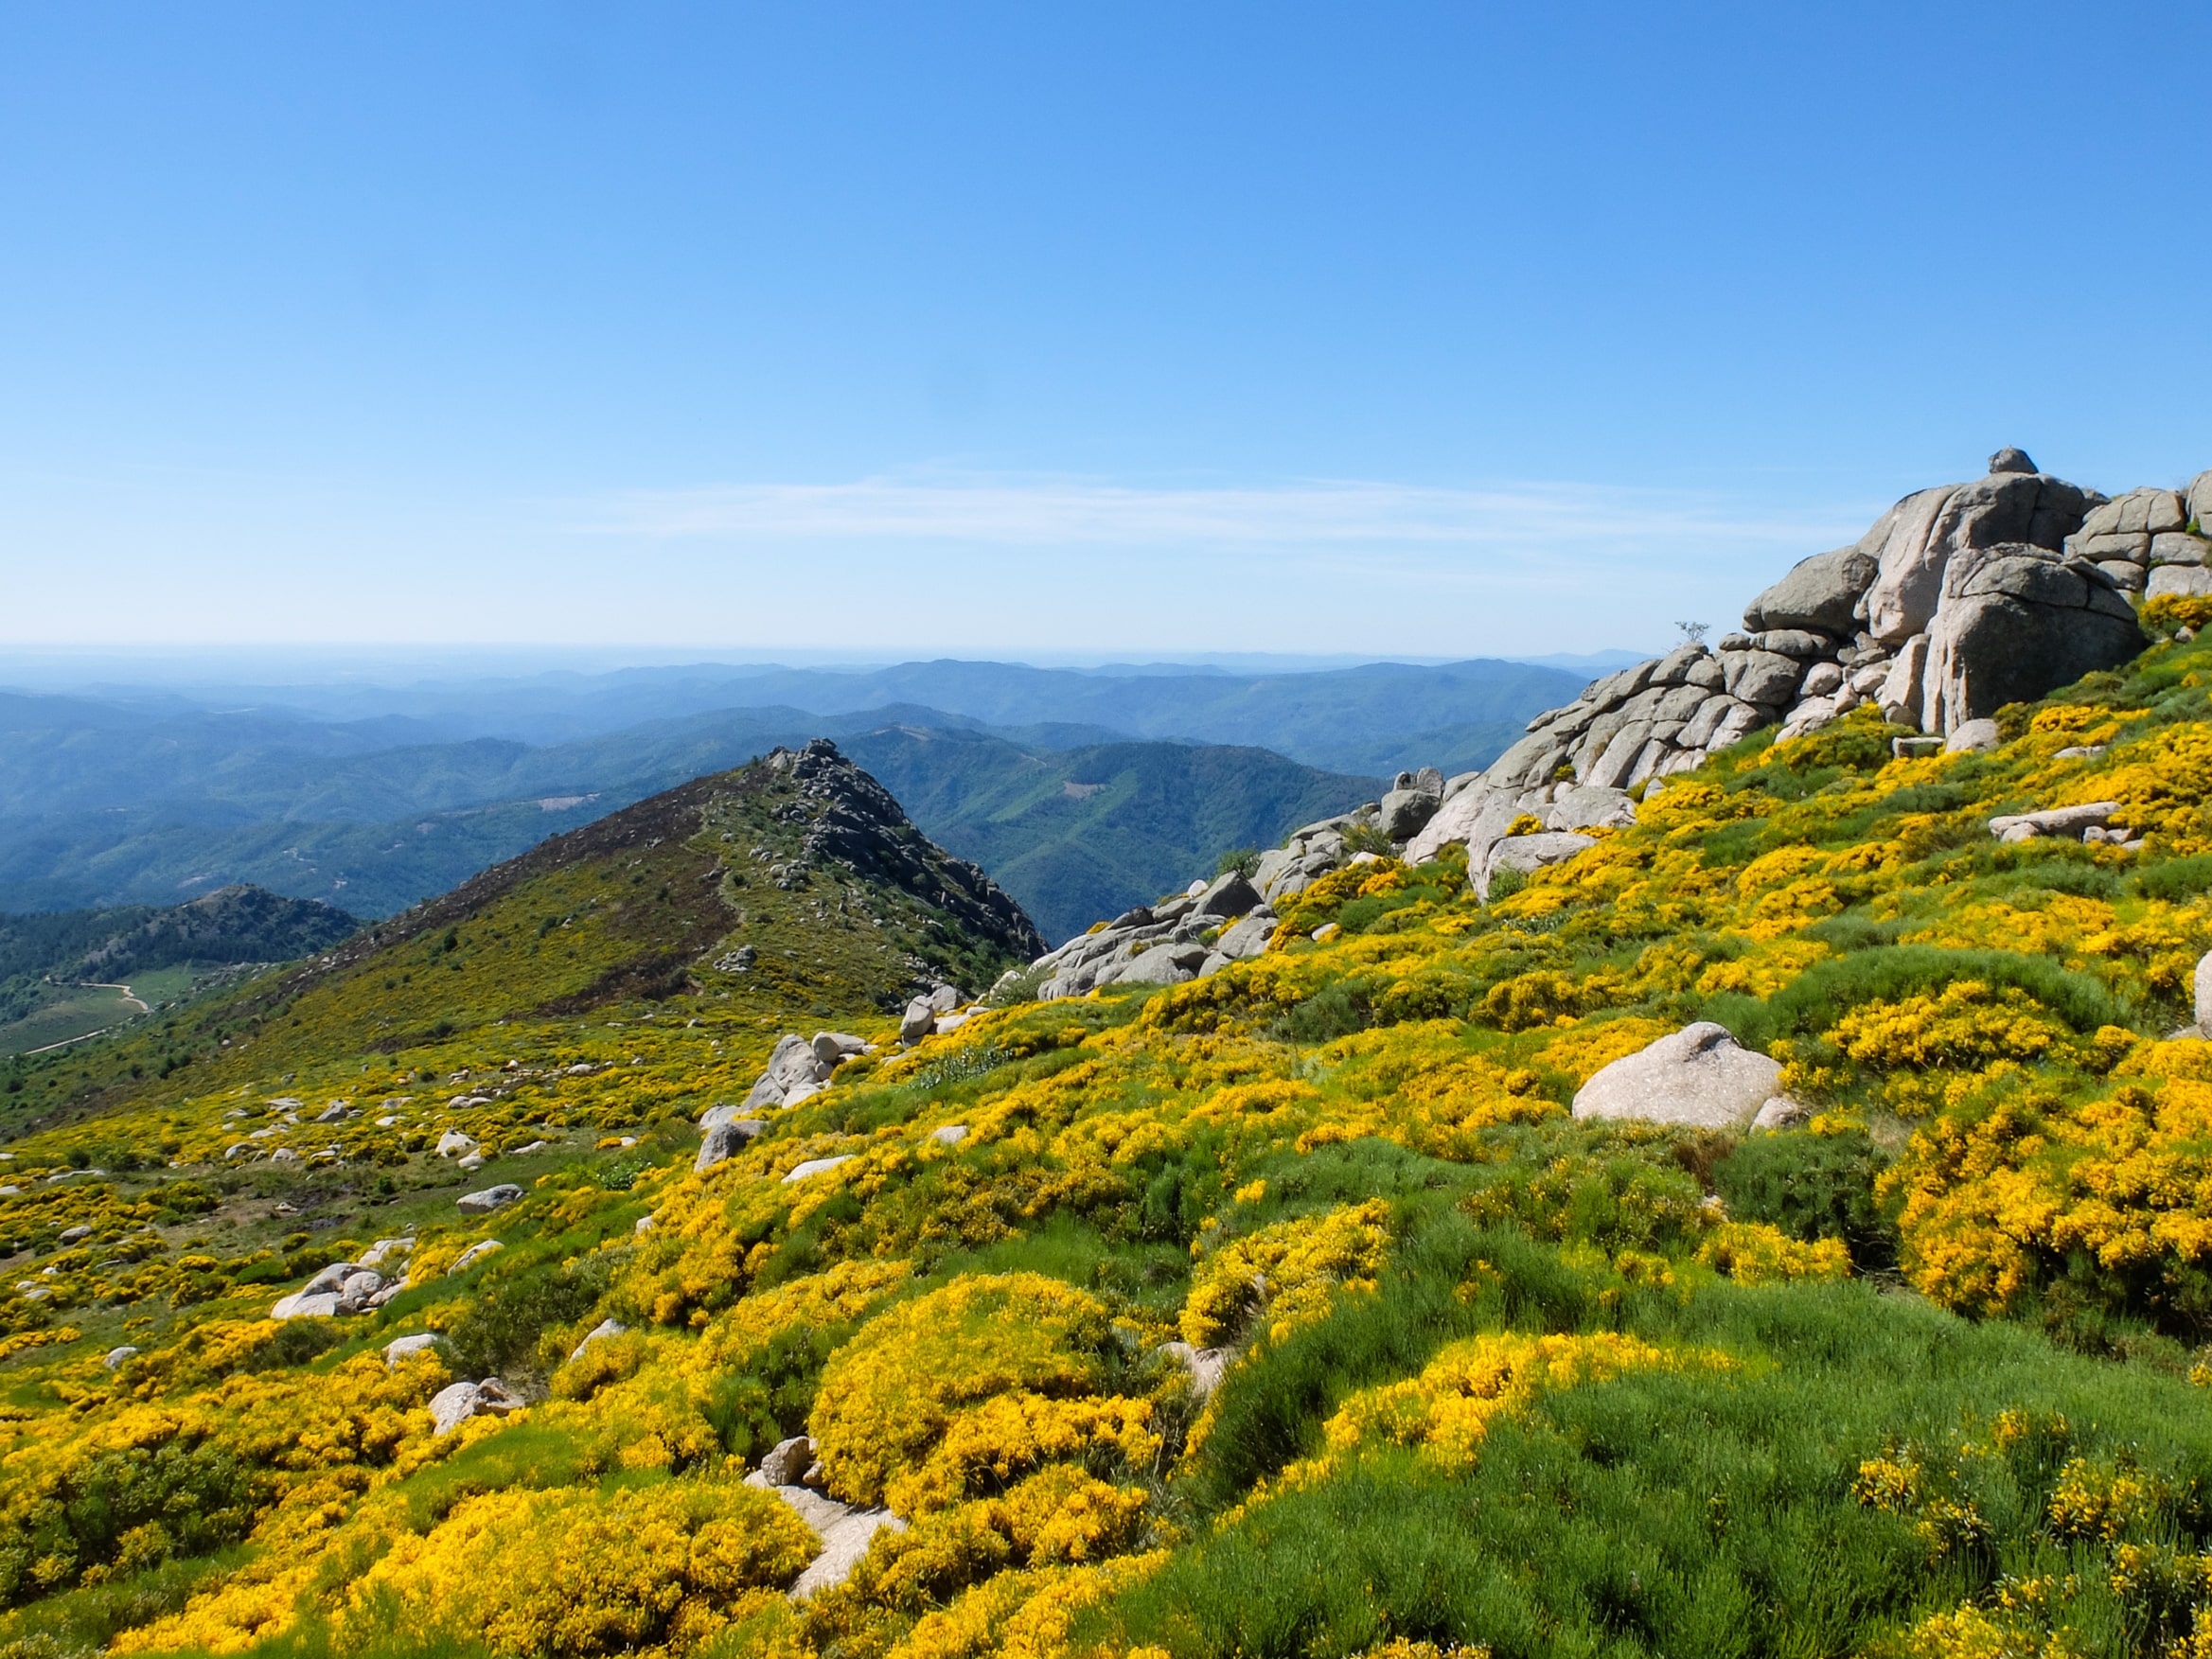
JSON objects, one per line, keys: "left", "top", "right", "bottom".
{"left": 1861, "top": 467, "right": 2097, "bottom": 645}
{"left": 1571, "top": 1023, "right": 1782, "bottom": 1130}
{"left": 1921, "top": 544, "right": 2144, "bottom": 730}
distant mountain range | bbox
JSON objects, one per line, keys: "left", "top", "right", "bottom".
{"left": 17, "top": 654, "right": 1584, "bottom": 769}
{"left": 0, "top": 654, "right": 1589, "bottom": 936}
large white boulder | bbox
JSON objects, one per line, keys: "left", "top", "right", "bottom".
{"left": 1571, "top": 1022, "right": 1783, "bottom": 1130}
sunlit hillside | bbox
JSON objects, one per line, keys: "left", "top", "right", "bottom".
{"left": 9, "top": 604, "right": 2212, "bottom": 1659}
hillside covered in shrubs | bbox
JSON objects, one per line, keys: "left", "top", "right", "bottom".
{"left": 9, "top": 590, "right": 2212, "bottom": 1656}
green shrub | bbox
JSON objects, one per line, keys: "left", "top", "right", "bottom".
{"left": 1765, "top": 945, "right": 2126, "bottom": 1038}
{"left": 1713, "top": 1127, "right": 1896, "bottom": 1268}
{"left": 442, "top": 1253, "right": 615, "bottom": 1382}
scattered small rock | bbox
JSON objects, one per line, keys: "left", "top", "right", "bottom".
{"left": 1158, "top": 1340, "right": 1230, "bottom": 1399}
{"left": 429, "top": 1378, "right": 522, "bottom": 1436}
{"left": 1944, "top": 718, "right": 2003, "bottom": 754}
{"left": 1988, "top": 802, "right": 2120, "bottom": 843}
{"left": 451, "top": 1240, "right": 504, "bottom": 1273}
{"left": 457, "top": 1183, "right": 522, "bottom": 1216}
{"left": 1751, "top": 1096, "right": 1811, "bottom": 1130}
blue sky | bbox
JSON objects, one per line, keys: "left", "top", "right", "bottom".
{"left": 3, "top": 2, "right": 2207, "bottom": 661}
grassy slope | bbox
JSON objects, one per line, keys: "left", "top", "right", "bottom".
{"left": 9, "top": 635, "right": 2212, "bottom": 1658}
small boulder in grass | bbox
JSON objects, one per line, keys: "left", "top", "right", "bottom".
{"left": 384, "top": 1332, "right": 440, "bottom": 1368}
{"left": 1571, "top": 1022, "right": 1783, "bottom": 1130}
{"left": 457, "top": 1183, "right": 522, "bottom": 1216}
{"left": 752, "top": 1434, "right": 816, "bottom": 1487}
{"left": 429, "top": 1378, "right": 523, "bottom": 1436}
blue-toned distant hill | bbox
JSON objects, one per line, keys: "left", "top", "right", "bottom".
{"left": 25, "top": 655, "right": 1586, "bottom": 774}
{"left": 0, "top": 697, "right": 1377, "bottom": 939}
{"left": 0, "top": 654, "right": 1584, "bottom": 933}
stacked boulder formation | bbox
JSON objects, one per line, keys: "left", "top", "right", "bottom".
{"left": 2071, "top": 475, "right": 2212, "bottom": 600}
{"left": 1409, "top": 450, "right": 2208, "bottom": 874}
{"left": 1027, "top": 869, "right": 1277, "bottom": 998}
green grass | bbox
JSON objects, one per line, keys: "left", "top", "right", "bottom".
{"left": 0, "top": 985, "right": 139, "bottom": 1057}
{"left": 1092, "top": 1235, "right": 2212, "bottom": 1659}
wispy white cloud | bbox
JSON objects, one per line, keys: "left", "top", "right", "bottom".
{"left": 581, "top": 472, "right": 1869, "bottom": 556}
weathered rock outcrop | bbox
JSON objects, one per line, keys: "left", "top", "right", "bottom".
{"left": 743, "top": 1434, "right": 908, "bottom": 1599}
{"left": 766, "top": 740, "right": 1046, "bottom": 966}
{"left": 1391, "top": 450, "right": 2196, "bottom": 878}
{"left": 1857, "top": 466, "right": 2095, "bottom": 645}
{"left": 987, "top": 452, "right": 2185, "bottom": 996}
{"left": 1026, "top": 850, "right": 1291, "bottom": 998}
{"left": 270, "top": 1257, "right": 406, "bottom": 1319}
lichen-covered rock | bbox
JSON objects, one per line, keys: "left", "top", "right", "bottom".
{"left": 2150, "top": 563, "right": 2212, "bottom": 601}
{"left": 695, "top": 1122, "right": 752, "bottom": 1174}
{"left": 1988, "top": 802, "right": 2119, "bottom": 842}
{"left": 429, "top": 1378, "right": 522, "bottom": 1436}
{"left": 270, "top": 1290, "right": 342, "bottom": 1320}
{"left": 1194, "top": 871, "right": 1263, "bottom": 919}
{"left": 385, "top": 1332, "right": 441, "bottom": 1368}
{"left": 1478, "top": 831, "right": 1597, "bottom": 901}
{"left": 1214, "top": 908, "right": 1279, "bottom": 960}
{"left": 1861, "top": 466, "right": 2095, "bottom": 644}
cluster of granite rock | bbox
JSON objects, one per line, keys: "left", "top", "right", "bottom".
{"left": 1482, "top": 451, "right": 2185, "bottom": 787}
{"left": 267, "top": 1235, "right": 416, "bottom": 1319}
{"left": 1401, "top": 450, "right": 2208, "bottom": 889}
{"left": 744, "top": 1433, "right": 907, "bottom": 1600}
{"left": 1029, "top": 777, "right": 1488, "bottom": 994}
